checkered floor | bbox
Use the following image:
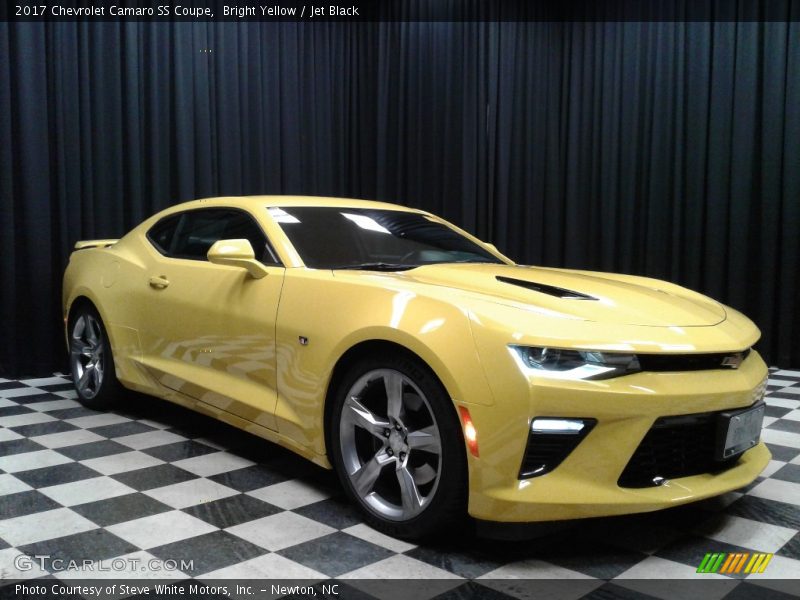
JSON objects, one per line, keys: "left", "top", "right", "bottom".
{"left": 1, "top": 370, "right": 800, "bottom": 598}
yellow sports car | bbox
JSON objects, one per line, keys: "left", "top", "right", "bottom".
{"left": 63, "top": 196, "right": 770, "bottom": 539}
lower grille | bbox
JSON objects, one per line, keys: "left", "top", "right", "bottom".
{"left": 618, "top": 412, "right": 739, "bottom": 488}
{"left": 519, "top": 419, "right": 596, "bottom": 479}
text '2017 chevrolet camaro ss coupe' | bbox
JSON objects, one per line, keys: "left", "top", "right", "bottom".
{"left": 63, "top": 196, "right": 770, "bottom": 538}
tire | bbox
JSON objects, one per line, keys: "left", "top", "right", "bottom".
{"left": 330, "top": 353, "right": 467, "bottom": 540}
{"left": 68, "top": 304, "right": 124, "bottom": 410}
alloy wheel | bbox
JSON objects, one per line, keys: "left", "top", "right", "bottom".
{"left": 69, "top": 313, "right": 105, "bottom": 399}
{"left": 339, "top": 368, "right": 443, "bottom": 521}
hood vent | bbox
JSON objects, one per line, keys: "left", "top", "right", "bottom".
{"left": 496, "top": 276, "right": 598, "bottom": 300}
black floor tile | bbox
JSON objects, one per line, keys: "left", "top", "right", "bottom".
{"left": 0, "top": 382, "right": 26, "bottom": 390}
{"left": 777, "top": 532, "right": 800, "bottom": 560}
{"left": 45, "top": 406, "right": 100, "bottom": 420}
{"left": 0, "top": 438, "right": 46, "bottom": 456}
{"left": 56, "top": 440, "right": 130, "bottom": 461}
{"left": 11, "top": 393, "right": 63, "bottom": 405}
{"left": 294, "top": 496, "right": 366, "bottom": 530}
{"left": 0, "top": 490, "right": 61, "bottom": 519}
{"left": 37, "top": 383, "right": 75, "bottom": 393}
{"left": 14, "top": 462, "right": 100, "bottom": 488}
{"left": 580, "top": 583, "right": 660, "bottom": 600}
{"left": 772, "top": 464, "right": 800, "bottom": 484}
{"left": 765, "top": 406, "right": 793, "bottom": 419}
{"left": 726, "top": 495, "right": 800, "bottom": 530}
{"left": 724, "top": 582, "right": 800, "bottom": 600}
{"left": 182, "top": 493, "right": 281, "bottom": 528}
{"left": 143, "top": 440, "right": 218, "bottom": 462}
{"left": 71, "top": 492, "right": 173, "bottom": 527}
{"left": 765, "top": 443, "right": 800, "bottom": 463}
{"left": 149, "top": 531, "right": 268, "bottom": 576}
{"left": 277, "top": 532, "right": 394, "bottom": 577}
{"left": 405, "top": 543, "right": 504, "bottom": 579}
{"left": 430, "top": 582, "right": 517, "bottom": 600}
{"left": 767, "top": 420, "right": 800, "bottom": 434}
{"left": 18, "top": 529, "right": 137, "bottom": 571}
{"left": 11, "top": 420, "right": 79, "bottom": 437}
{"left": 0, "top": 405, "right": 34, "bottom": 417}
{"left": 209, "top": 464, "right": 290, "bottom": 492}
{"left": 111, "top": 464, "right": 199, "bottom": 491}
{"left": 89, "top": 421, "right": 157, "bottom": 438}
{"left": 655, "top": 534, "right": 751, "bottom": 568}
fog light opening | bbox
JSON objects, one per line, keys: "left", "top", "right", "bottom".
{"left": 459, "top": 406, "right": 479, "bottom": 457}
{"left": 531, "top": 418, "right": 586, "bottom": 434}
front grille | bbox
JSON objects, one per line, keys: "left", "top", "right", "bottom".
{"left": 618, "top": 413, "right": 739, "bottom": 488}
{"left": 637, "top": 349, "right": 750, "bottom": 372}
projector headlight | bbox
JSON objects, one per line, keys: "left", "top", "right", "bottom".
{"left": 510, "top": 345, "right": 641, "bottom": 380}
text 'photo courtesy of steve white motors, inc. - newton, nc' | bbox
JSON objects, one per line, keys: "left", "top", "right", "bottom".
{"left": 16, "top": 3, "right": 361, "bottom": 18}
{"left": 13, "top": 583, "right": 342, "bottom": 598}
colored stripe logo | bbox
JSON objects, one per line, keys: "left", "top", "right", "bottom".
{"left": 697, "top": 552, "right": 773, "bottom": 574}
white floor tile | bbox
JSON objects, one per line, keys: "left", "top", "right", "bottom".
{"left": 745, "top": 554, "right": 800, "bottom": 579}
{"left": 766, "top": 397, "right": 800, "bottom": 409}
{"left": 143, "top": 478, "right": 238, "bottom": 509}
{"left": 761, "top": 428, "right": 800, "bottom": 449}
{"left": 749, "top": 478, "right": 800, "bottom": 506}
{"left": 82, "top": 451, "right": 165, "bottom": 475}
{"left": 0, "top": 412, "right": 55, "bottom": 427}
{"left": 0, "top": 398, "right": 19, "bottom": 409}
{"left": 0, "top": 507, "right": 97, "bottom": 546}
{"left": 247, "top": 479, "right": 331, "bottom": 510}
{"left": 173, "top": 452, "right": 255, "bottom": 477}
{"left": 342, "top": 523, "right": 417, "bottom": 554}
{"left": 0, "top": 387, "right": 52, "bottom": 399}
{"left": 19, "top": 376, "right": 71, "bottom": 387}
{"left": 479, "top": 558, "right": 595, "bottom": 580}
{"left": 32, "top": 428, "right": 105, "bottom": 449}
{"left": 781, "top": 409, "right": 800, "bottom": 421}
{"left": 55, "top": 390, "right": 79, "bottom": 400}
{"left": 769, "top": 379, "right": 797, "bottom": 388}
{"left": 115, "top": 429, "right": 187, "bottom": 450}
{"left": 65, "top": 413, "right": 132, "bottom": 429}
{"left": 200, "top": 553, "right": 327, "bottom": 579}
{"left": 342, "top": 554, "right": 463, "bottom": 579}
{"left": 28, "top": 399, "right": 82, "bottom": 412}
{"left": 773, "top": 370, "right": 800, "bottom": 378}
{"left": 760, "top": 460, "right": 786, "bottom": 478}
{"left": 56, "top": 550, "right": 188, "bottom": 580}
{"left": 479, "top": 579, "right": 602, "bottom": 600}
{"left": 0, "top": 428, "right": 22, "bottom": 441}
{"left": 0, "top": 449, "right": 72, "bottom": 473}
{"left": 107, "top": 511, "right": 218, "bottom": 549}
{"left": 135, "top": 418, "right": 172, "bottom": 430}
{"left": 0, "top": 473, "right": 32, "bottom": 495}
{"left": 226, "top": 512, "right": 335, "bottom": 551}
{"left": 0, "top": 548, "right": 49, "bottom": 579}
{"left": 693, "top": 514, "right": 796, "bottom": 553}
{"left": 39, "top": 476, "right": 135, "bottom": 506}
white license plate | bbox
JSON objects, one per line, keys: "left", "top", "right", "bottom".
{"left": 721, "top": 403, "right": 765, "bottom": 459}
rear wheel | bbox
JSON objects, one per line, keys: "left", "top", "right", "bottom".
{"left": 330, "top": 354, "right": 467, "bottom": 540}
{"left": 68, "top": 305, "right": 123, "bottom": 409}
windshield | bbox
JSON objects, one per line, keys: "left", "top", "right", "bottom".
{"left": 269, "top": 206, "right": 504, "bottom": 270}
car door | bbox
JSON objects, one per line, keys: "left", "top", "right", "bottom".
{"left": 138, "top": 207, "right": 284, "bottom": 431}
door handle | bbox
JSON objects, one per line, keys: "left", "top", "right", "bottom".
{"left": 148, "top": 275, "right": 170, "bottom": 289}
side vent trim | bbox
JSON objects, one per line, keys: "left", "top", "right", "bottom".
{"left": 496, "top": 276, "right": 598, "bottom": 301}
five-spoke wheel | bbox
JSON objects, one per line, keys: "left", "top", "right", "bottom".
{"left": 331, "top": 354, "right": 466, "bottom": 539}
{"left": 68, "top": 305, "right": 122, "bottom": 409}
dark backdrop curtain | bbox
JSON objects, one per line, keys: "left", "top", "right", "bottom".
{"left": 0, "top": 19, "right": 798, "bottom": 376}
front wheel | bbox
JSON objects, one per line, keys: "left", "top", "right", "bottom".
{"left": 330, "top": 354, "right": 467, "bottom": 540}
{"left": 68, "top": 305, "right": 123, "bottom": 409}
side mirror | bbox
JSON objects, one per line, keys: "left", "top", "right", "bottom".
{"left": 207, "top": 239, "right": 269, "bottom": 279}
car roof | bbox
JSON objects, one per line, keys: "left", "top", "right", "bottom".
{"left": 177, "top": 195, "right": 423, "bottom": 212}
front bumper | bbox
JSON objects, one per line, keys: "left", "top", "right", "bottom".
{"left": 462, "top": 348, "right": 771, "bottom": 522}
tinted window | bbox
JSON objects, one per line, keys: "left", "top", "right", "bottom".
{"left": 269, "top": 206, "right": 502, "bottom": 269}
{"left": 148, "top": 209, "right": 279, "bottom": 264}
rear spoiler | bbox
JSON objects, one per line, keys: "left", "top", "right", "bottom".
{"left": 73, "top": 239, "right": 119, "bottom": 250}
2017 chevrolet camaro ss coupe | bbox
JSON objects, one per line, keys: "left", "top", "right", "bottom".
{"left": 63, "top": 196, "right": 770, "bottom": 538}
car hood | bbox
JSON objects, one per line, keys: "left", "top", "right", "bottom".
{"left": 395, "top": 263, "right": 727, "bottom": 327}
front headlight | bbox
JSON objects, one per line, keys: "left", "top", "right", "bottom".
{"left": 510, "top": 345, "right": 641, "bottom": 380}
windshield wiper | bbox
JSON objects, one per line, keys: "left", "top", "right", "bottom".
{"left": 330, "top": 262, "right": 419, "bottom": 272}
